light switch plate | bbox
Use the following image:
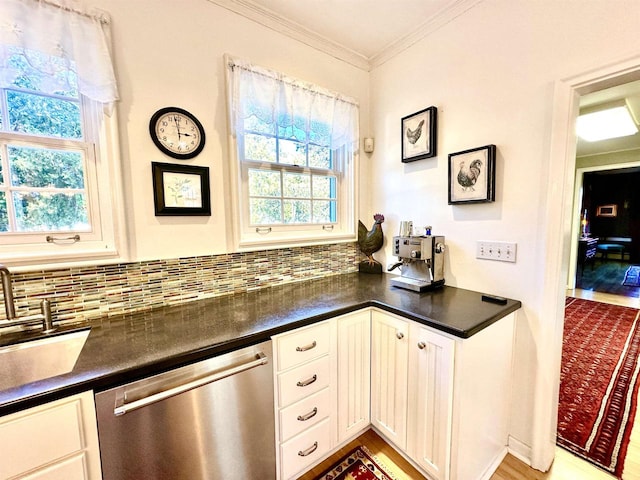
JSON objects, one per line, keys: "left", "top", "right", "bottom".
{"left": 476, "top": 241, "right": 517, "bottom": 262}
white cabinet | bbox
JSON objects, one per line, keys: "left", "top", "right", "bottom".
{"left": 336, "top": 310, "right": 371, "bottom": 443}
{"left": 0, "top": 391, "right": 102, "bottom": 480}
{"left": 273, "top": 320, "right": 336, "bottom": 480}
{"left": 370, "top": 311, "right": 409, "bottom": 449}
{"left": 407, "top": 322, "right": 455, "bottom": 480}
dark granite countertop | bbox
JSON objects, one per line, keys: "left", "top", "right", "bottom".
{"left": 0, "top": 272, "right": 520, "bottom": 416}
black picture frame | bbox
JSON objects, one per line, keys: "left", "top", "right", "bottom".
{"left": 448, "top": 144, "right": 496, "bottom": 205}
{"left": 152, "top": 162, "right": 211, "bottom": 216}
{"left": 401, "top": 106, "right": 437, "bottom": 163}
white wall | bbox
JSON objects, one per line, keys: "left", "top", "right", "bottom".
{"left": 369, "top": 0, "right": 640, "bottom": 458}
{"left": 88, "top": 0, "right": 370, "bottom": 261}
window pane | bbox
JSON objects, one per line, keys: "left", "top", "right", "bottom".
{"left": 7, "top": 91, "right": 82, "bottom": 139}
{"left": 250, "top": 198, "right": 282, "bottom": 224}
{"left": 279, "top": 139, "right": 306, "bottom": 166}
{"left": 13, "top": 192, "right": 89, "bottom": 232}
{"left": 309, "top": 145, "right": 332, "bottom": 169}
{"left": 249, "top": 169, "right": 281, "bottom": 197}
{"left": 283, "top": 172, "right": 310, "bottom": 198}
{"left": 8, "top": 146, "right": 85, "bottom": 189}
{"left": 0, "top": 193, "right": 7, "bottom": 232}
{"left": 313, "top": 200, "right": 335, "bottom": 223}
{"left": 283, "top": 199, "right": 311, "bottom": 223}
{"left": 312, "top": 176, "right": 336, "bottom": 199}
{"left": 245, "top": 134, "right": 276, "bottom": 162}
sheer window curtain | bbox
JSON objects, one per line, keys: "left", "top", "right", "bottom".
{"left": 0, "top": 0, "right": 119, "bottom": 108}
{"left": 226, "top": 55, "right": 359, "bottom": 165}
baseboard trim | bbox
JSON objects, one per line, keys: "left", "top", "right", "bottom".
{"left": 508, "top": 435, "right": 533, "bottom": 466}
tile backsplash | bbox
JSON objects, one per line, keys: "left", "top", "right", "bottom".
{"left": 4, "top": 243, "right": 360, "bottom": 325}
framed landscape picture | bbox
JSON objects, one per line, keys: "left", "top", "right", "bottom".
{"left": 401, "top": 106, "right": 437, "bottom": 163}
{"left": 448, "top": 144, "right": 496, "bottom": 204}
{"left": 152, "top": 162, "right": 211, "bottom": 216}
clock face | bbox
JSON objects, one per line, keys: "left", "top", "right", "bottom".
{"left": 149, "top": 107, "right": 205, "bottom": 159}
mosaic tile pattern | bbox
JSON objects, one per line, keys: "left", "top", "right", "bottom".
{"left": 2, "top": 243, "right": 360, "bottom": 325}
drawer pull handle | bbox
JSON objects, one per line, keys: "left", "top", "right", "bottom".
{"left": 396, "top": 331, "right": 404, "bottom": 340}
{"left": 298, "top": 441, "right": 318, "bottom": 457}
{"left": 297, "top": 407, "right": 318, "bottom": 422}
{"left": 297, "top": 374, "right": 317, "bottom": 387}
{"left": 418, "top": 341, "right": 427, "bottom": 350}
{"left": 296, "top": 341, "right": 317, "bottom": 352}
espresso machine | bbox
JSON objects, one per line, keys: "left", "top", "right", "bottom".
{"left": 388, "top": 229, "right": 445, "bottom": 292}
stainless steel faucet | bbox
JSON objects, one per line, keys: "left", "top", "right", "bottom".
{"left": 0, "top": 264, "right": 55, "bottom": 333}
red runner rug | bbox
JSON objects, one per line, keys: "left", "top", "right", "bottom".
{"left": 314, "top": 445, "right": 398, "bottom": 480}
{"left": 558, "top": 297, "right": 640, "bottom": 478}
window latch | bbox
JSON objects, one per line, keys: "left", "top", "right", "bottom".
{"left": 255, "top": 227, "right": 272, "bottom": 234}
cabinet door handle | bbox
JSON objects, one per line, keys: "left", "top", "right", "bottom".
{"left": 298, "top": 441, "right": 319, "bottom": 457}
{"left": 396, "top": 331, "right": 404, "bottom": 340}
{"left": 296, "top": 341, "right": 317, "bottom": 352}
{"left": 418, "top": 341, "right": 427, "bottom": 350}
{"left": 297, "top": 407, "right": 318, "bottom": 421}
{"left": 297, "top": 374, "right": 318, "bottom": 387}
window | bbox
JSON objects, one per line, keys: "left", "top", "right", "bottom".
{"left": 226, "top": 56, "right": 358, "bottom": 249}
{"left": 0, "top": 0, "right": 123, "bottom": 266}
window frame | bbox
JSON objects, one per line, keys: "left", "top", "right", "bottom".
{"left": 228, "top": 124, "right": 357, "bottom": 251}
{"left": 0, "top": 86, "right": 126, "bottom": 267}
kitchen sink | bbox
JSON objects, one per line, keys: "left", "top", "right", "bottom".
{"left": 0, "top": 328, "right": 90, "bottom": 391}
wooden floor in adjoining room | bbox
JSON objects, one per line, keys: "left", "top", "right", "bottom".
{"left": 297, "top": 287, "right": 640, "bottom": 480}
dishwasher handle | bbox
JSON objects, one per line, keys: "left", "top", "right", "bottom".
{"left": 113, "top": 351, "right": 268, "bottom": 416}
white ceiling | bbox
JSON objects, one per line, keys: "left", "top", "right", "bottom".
{"left": 207, "top": 0, "right": 482, "bottom": 69}
{"left": 577, "top": 80, "right": 640, "bottom": 158}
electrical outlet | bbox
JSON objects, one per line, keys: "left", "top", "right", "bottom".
{"left": 476, "top": 241, "right": 517, "bottom": 263}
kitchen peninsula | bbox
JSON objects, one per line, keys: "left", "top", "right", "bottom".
{"left": 0, "top": 272, "right": 520, "bottom": 480}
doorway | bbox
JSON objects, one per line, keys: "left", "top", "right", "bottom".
{"left": 559, "top": 80, "right": 640, "bottom": 476}
{"left": 535, "top": 56, "right": 640, "bottom": 472}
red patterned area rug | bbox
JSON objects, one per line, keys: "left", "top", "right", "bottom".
{"left": 558, "top": 297, "right": 640, "bottom": 478}
{"left": 314, "top": 445, "right": 399, "bottom": 480}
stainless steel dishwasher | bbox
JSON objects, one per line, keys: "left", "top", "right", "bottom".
{"left": 95, "top": 340, "right": 275, "bottom": 480}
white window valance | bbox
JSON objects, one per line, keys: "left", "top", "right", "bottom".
{"left": 226, "top": 55, "right": 359, "bottom": 154}
{"left": 0, "top": 0, "right": 119, "bottom": 105}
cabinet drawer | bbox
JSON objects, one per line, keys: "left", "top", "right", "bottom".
{"left": 279, "top": 387, "right": 331, "bottom": 442}
{"left": 18, "top": 453, "right": 87, "bottom": 480}
{"left": 280, "top": 418, "right": 331, "bottom": 480}
{"left": 276, "top": 322, "right": 330, "bottom": 371}
{"left": 0, "top": 398, "right": 84, "bottom": 479}
{"left": 278, "top": 355, "right": 330, "bottom": 407}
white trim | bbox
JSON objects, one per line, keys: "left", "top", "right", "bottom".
{"left": 508, "top": 435, "right": 532, "bottom": 467}
{"left": 536, "top": 53, "right": 640, "bottom": 471}
{"left": 206, "top": 0, "right": 483, "bottom": 71}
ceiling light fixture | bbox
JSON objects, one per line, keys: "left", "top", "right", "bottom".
{"left": 576, "top": 105, "right": 638, "bottom": 142}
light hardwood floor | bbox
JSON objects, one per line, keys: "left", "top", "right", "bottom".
{"left": 298, "top": 288, "right": 640, "bottom": 480}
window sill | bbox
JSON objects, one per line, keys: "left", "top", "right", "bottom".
{"left": 0, "top": 243, "right": 124, "bottom": 271}
{"left": 236, "top": 231, "right": 357, "bottom": 252}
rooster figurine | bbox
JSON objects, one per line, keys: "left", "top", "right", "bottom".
{"left": 457, "top": 159, "right": 482, "bottom": 191}
{"left": 358, "top": 213, "right": 385, "bottom": 273}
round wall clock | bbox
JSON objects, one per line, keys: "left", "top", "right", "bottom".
{"left": 149, "top": 107, "right": 206, "bottom": 159}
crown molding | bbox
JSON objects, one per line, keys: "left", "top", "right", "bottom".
{"left": 206, "top": 0, "right": 483, "bottom": 71}
{"left": 206, "top": 0, "right": 370, "bottom": 71}
{"left": 369, "top": 0, "right": 483, "bottom": 69}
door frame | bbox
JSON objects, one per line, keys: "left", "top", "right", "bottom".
{"left": 534, "top": 54, "right": 640, "bottom": 470}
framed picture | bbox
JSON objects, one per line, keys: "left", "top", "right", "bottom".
{"left": 401, "top": 106, "right": 437, "bottom": 163}
{"left": 448, "top": 144, "right": 496, "bottom": 204}
{"left": 152, "top": 162, "right": 211, "bottom": 216}
{"left": 596, "top": 204, "right": 617, "bottom": 217}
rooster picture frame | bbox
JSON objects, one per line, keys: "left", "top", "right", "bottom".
{"left": 448, "top": 144, "right": 496, "bottom": 204}
{"left": 401, "top": 106, "right": 437, "bottom": 162}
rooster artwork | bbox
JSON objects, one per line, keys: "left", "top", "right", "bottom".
{"left": 457, "top": 159, "right": 483, "bottom": 191}
{"left": 357, "top": 213, "right": 385, "bottom": 274}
